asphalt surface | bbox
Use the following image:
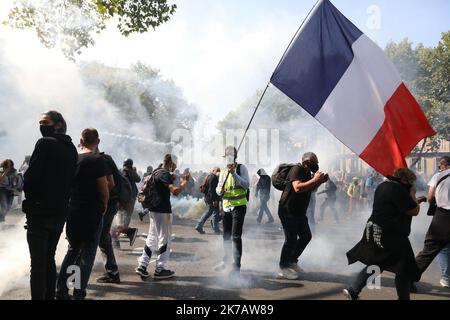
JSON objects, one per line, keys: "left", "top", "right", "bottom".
{"left": 1, "top": 201, "right": 450, "bottom": 300}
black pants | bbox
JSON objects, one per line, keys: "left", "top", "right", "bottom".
{"left": 99, "top": 200, "right": 119, "bottom": 273}
{"left": 279, "top": 208, "right": 312, "bottom": 268}
{"left": 352, "top": 266, "right": 411, "bottom": 300}
{"left": 222, "top": 205, "right": 246, "bottom": 270}
{"left": 26, "top": 218, "right": 64, "bottom": 300}
{"left": 416, "top": 239, "right": 450, "bottom": 276}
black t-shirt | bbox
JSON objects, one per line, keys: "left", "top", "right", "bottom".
{"left": 70, "top": 153, "right": 111, "bottom": 209}
{"left": 370, "top": 181, "right": 417, "bottom": 237}
{"left": 100, "top": 153, "right": 120, "bottom": 202}
{"left": 282, "top": 165, "right": 312, "bottom": 216}
{"left": 153, "top": 169, "right": 174, "bottom": 213}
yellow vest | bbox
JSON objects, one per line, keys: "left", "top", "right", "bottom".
{"left": 220, "top": 165, "right": 248, "bottom": 208}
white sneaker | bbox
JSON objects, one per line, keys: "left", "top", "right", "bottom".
{"left": 277, "top": 268, "right": 299, "bottom": 280}
{"left": 440, "top": 278, "right": 450, "bottom": 288}
{"left": 214, "top": 262, "right": 227, "bottom": 272}
{"left": 288, "top": 263, "right": 305, "bottom": 274}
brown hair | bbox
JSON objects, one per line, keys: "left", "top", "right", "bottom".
{"left": 393, "top": 168, "right": 416, "bottom": 182}
{"left": 42, "top": 111, "right": 67, "bottom": 134}
{"left": 163, "top": 154, "right": 177, "bottom": 166}
{"left": 81, "top": 128, "right": 99, "bottom": 146}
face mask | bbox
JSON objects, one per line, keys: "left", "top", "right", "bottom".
{"left": 309, "top": 163, "right": 319, "bottom": 173}
{"left": 40, "top": 125, "right": 55, "bottom": 137}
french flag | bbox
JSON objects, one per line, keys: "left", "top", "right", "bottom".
{"left": 270, "top": 0, "right": 436, "bottom": 176}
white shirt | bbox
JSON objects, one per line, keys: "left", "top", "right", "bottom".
{"left": 428, "top": 168, "right": 450, "bottom": 210}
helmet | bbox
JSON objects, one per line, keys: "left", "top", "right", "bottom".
{"left": 123, "top": 158, "right": 133, "bottom": 167}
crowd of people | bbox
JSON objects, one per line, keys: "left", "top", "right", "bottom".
{"left": 1, "top": 110, "right": 449, "bottom": 301}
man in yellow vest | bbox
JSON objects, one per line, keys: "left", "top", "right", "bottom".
{"left": 215, "top": 146, "right": 250, "bottom": 275}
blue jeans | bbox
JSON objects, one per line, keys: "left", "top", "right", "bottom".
{"left": 438, "top": 243, "right": 450, "bottom": 281}
{"left": 257, "top": 197, "right": 274, "bottom": 223}
{"left": 0, "top": 188, "right": 14, "bottom": 222}
{"left": 196, "top": 204, "right": 220, "bottom": 232}
{"left": 57, "top": 218, "right": 103, "bottom": 299}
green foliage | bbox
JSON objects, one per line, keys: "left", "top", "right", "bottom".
{"left": 4, "top": 0, "right": 177, "bottom": 61}
{"left": 386, "top": 31, "right": 450, "bottom": 152}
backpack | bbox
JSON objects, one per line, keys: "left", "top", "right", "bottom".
{"left": 271, "top": 163, "right": 298, "bottom": 191}
{"left": 199, "top": 175, "right": 210, "bottom": 194}
{"left": 138, "top": 169, "right": 164, "bottom": 211}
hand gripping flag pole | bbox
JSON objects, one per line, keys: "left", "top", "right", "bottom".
{"left": 220, "top": 0, "right": 322, "bottom": 190}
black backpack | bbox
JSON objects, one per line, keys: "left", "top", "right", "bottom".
{"left": 271, "top": 163, "right": 298, "bottom": 191}
{"left": 138, "top": 169, "right": 164, "bottom": 211}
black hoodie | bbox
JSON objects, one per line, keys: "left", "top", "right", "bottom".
{"left": 23, "top": 134, "right": 78, "bottom": 225}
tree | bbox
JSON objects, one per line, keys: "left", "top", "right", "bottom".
{"left": 386, "top": 31, "right": 450, "bottom": 154}
{"left": 4, "top": 0, "right": 177, "bottom": 61}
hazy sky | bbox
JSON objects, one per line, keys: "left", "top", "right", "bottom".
{"left": 1, "top": 0, "right": 449, "bottom": 124}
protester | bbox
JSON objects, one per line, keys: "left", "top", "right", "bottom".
{"left": 195, "top": 167, "right": 221, "bottom": 234}
{"left": 215, "top": 146, "right": 250, "bottom": 276}
{"left": 96, "top": 146, "right": 122, "bottom": 284}
{"left": 112, "top": 158, "right": 140, "bottom": 247}
{"left": 347, "top": 177, "right": 361, "bottom": 218}
{"left": 344, "top": 168, "right": 427, "bottom": 300}
{"left": 56, "top": 128, "right": 110, "bottom": 300}
{"left": 255, "top": 169, "right": 274, "bottom": 224}
{"left": 14, "top": 156, "right": 30, "bottom": 209}
{"left": 136, "top": 154, "right": 188, "bottom": 280}
{"left": 23, "top": 111, "right": 78, "bottom": 300}
{"left": 0, "top": 159, "right": 17, "bottom": 224}
{"left": 415, "top": 156, "right": 450, "bottom": 288}
{"left": 276, "top": 152, "right": 328, "bottom": 280}
{"left": 143, "top": 166, "right": 153, "bottom": 179}
{"left": 317, "top": 178, "right": 339, "bottom": 223}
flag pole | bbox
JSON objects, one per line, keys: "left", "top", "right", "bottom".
{"left": 220, "top": 0, "right": 322, "bottom": 191}
{"left": 235, "top": 0, "right": 322, "bottom": 155}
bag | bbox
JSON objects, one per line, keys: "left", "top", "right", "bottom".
{"left": 199, "top": 175, "right": 210, "bottom": 194}
{"left": 138, "top": 169, "right": 164, "bottom": 211}
{"left": 271, "top": 163, "right": 297, "bottom": 191}
{"left": 427, "top": 173, "right": 450, "bottom": 216}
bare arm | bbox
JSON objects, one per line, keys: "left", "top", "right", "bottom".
{"left": 168, "top": 176, "right": 189, "bottom": 196}
{"left": 106, "top": 174, "right": 115, "bottom": 192}
{"left": 97, "top": 176, "right": 109, "bottom": 214}
{"left": 292, "top": 172, "right": 328, "bottom": 194}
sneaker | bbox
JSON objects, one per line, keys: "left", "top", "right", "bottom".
{"left": 154, "top": 268, "right": 175, "bottom": 280}
{"left": 135, "top": 266, "right": 150, "bottom": 278}
{"left": 195, "top": 226, "right": 205, "bottom": 234}
{"left": 214, "top": 261, "right": 227, "bottom": 272}
{"left": 96, "top": 272, "right": 121, "bottom": 284}
{"left": 342, "top": 287, "right": 359, "bottom": 300}
{"left": 126, "top": 228, "right": 138, "bottom": 246}
{"left": 440, "top": 278, "right": 450, "bottom": 288}
{"left": 138, "top": 209, "right": 148, "bottom": 222}
{"left": 288, "top": 263, "right": 305, "bottom": 274}
{"left": 266, "top": 220, "right": 274, "bottom": 224}
{"left": 276, "top": 268, "right": 299, "bottom": 280}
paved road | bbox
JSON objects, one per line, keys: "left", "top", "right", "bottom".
{"left": 1, "top": 203, "right": 449, "bottom": 300}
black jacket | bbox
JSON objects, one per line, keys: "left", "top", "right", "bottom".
{"left": 23, "top": 134, "right": 78, "bottom": 221}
